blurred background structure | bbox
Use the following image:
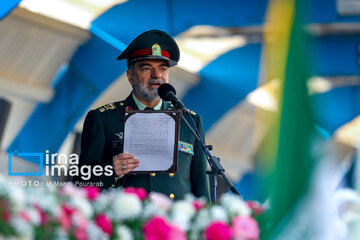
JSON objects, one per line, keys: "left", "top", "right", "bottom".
{"left": 0, "top": 0, "right": 360, "bottom": 207}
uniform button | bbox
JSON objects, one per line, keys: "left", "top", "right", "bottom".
{"left": 169, "top": 173, "right": 174, "bottom": 177}
{"left": 150, "top": 173, "right": 156, "bottom": 177}
{"left": 111, "top": 184, "right": 115, "bottom": 187}
{"left": 169, "top": 193, "right": 175, "bottom": 199}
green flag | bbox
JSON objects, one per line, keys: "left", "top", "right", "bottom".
{"left": 260, "top": 0, "right": 316, "bottom": 238}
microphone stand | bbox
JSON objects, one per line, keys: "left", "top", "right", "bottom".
{"left": 180, "top": 111, "right": 241, "bottom": 204}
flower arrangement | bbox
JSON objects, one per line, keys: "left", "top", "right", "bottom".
{"left": 0, "top": 175, "right": 264, "bottom": 240}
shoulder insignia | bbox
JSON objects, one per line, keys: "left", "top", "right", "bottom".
{"left": 98, "top": 103, "right": 116, "bottom": 112}
{"left": 190, "top": 110, "right": 196, "bottom": 116}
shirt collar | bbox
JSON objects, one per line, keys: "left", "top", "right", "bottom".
{"left": 132, "top": 93, "right": 162, "bottom": 110}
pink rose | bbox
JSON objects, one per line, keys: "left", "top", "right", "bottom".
{"left": 62, "top": 204, "right": 76, "bottom": 216}
{"left": 143, "top": 216, "right": 171, "bottom": 240}
{"left": 60, "top": 185, "right": 84, "bottom": 197}
{"left": 124, "top": 187, "right": 147, "bottom": 201}
{"left": 83, "top": 186, "right": 100, "bottom": 201}
{"left": 20, "top": 212, "right": 30, "bottom": 223}
{"left": 59, "top": 205, "right": 76, "bottom": 231}
{"left": 148, "top": 192, "right": 173, "bottom": 211}
{"left": 231, "top": 216, "right": 259, "bottom": 240}
{"left": 34, "top": 205, "right": 48, "bottom": 225}
{"left": 1, "top": 210, "right": 11, "bottom": 223}
{"left": 0, "top": 199, "right": 11, "bottom": 223}
{"left": 74, "top": 211, "right": 88, "bottom": 230}
{"left": 204, "top": 221, "right": 231, "bottom": 240}
{"left": 74, "top": 227, "right": 87, "bottom": 240}
{"left": 59, "top": 211, "right": 71, "bottom": 231}
{"left": 169, "top": 224, "right": 186, "bottom": 240}
{"left": 193, "top": 199, "right": 207, "bottom": 212}
{"left": 59, "top": 214, "right": 71, "bottom": 231}
{"left": 95, "top": 214, "right": 112, "bottom": 235}
{"left": 246, "top": 201, "right": 265, "bottom": 215}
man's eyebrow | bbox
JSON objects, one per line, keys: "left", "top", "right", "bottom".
{"left": 139, "top": 63, "right": 152, "bottom": 68}
{"left": 138, "top": 62, "right": 169, "bottom": 68}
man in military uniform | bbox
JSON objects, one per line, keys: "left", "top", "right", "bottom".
{"left": 73, "top": 30, "right": 210, "bottom": 201}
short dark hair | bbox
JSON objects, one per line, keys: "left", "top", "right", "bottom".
{"left": 127, "top": 63, "right": 134, "bottom": 71}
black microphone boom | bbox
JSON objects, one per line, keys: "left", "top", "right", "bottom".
{"left": 158, "top": 84, "right": 240, "bottom": 203}
{"left": 158, "top": 83, "right": 189, "bottom": 113}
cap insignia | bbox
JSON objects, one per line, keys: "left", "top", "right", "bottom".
{"left": 152, "top": 43, "right": 162, "bottom": 56}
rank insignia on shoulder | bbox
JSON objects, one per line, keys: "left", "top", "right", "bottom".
{"left": 190, "top": 110, "right": 196, "bottom": 116}
{"left": 99, "top": 103, "right": 116, "bottom": 112}
{"left": 178, "top": 141, "right": 194, "bottom": 156}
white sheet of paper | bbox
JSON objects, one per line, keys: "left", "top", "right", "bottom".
{"left": 123, "top": 112, "right": 175, "bottom": 171}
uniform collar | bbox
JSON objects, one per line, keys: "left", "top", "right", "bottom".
{"left": 132, "top": 92, "right": 163, "bottom": 110}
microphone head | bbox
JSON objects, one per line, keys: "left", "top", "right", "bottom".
{"left": 158, "top": 83, "right": 176, "bottom": 101}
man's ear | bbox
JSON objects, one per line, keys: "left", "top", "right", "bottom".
{"left": 126, "top": 69, "right": 133, "bottom": 85}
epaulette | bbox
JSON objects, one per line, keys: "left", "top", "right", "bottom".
{"left": 98, "top": 102, "right": 118, "bottom": 113}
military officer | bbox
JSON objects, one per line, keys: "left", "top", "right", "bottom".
{"left": 73, "top": 30, "right": 210, "bottom": 201}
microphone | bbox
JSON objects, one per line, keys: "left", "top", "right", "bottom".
{"left": 158, "top": 83, "right": 189, "bottom": 113}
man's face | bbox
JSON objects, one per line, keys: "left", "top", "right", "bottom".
{"left": 127, "top": 60, "right": 169, "bottom": 103}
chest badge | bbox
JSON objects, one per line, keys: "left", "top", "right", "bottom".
{"left": 114, "top": 132, "right": 123, "bottom": 140}
{"left": 178, "top": 141, "right": 194, "bottom": 156}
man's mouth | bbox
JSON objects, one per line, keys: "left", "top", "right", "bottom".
{"left": 149, "top": 81, "right": 161, "bottom": 88}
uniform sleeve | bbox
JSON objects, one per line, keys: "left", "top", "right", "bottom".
{"left": 190, "top": 114, "right": 211, "bottom": 201}
{"left": 79, "top": 110, "right": 105, "bottom": 165}
{"left": 72, "top": 110, "right": 107, "bottom": 185}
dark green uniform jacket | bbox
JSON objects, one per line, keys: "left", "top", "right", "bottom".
{"left": 73, "top": 93, "right": 210, "bottom": 201}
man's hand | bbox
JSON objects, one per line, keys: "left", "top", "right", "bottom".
{"left": 113, "top": 153, "right": 140, "bottom": 178}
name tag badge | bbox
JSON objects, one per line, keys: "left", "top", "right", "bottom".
{"left": 178, "top": 141, "right": 194, "bottom": 156}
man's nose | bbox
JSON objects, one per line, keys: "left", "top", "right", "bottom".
{"left": 151, "top": 68, "right": 162, "bottom": 79}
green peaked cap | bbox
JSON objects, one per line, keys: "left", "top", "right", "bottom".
{"left": 117, "top": 30, "right": 180, "bottom": 67}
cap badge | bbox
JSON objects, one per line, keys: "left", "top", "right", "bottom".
{"left": 152, "top": 43, "right": 162, "bottom": 56}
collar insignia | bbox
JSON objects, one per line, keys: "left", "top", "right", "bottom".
{"left": 125, "top": 106, "right": 133, "bottom": 112}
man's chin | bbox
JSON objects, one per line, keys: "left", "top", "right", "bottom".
{"left": 138, "top": 94, "right": 159, "bottom": 102}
